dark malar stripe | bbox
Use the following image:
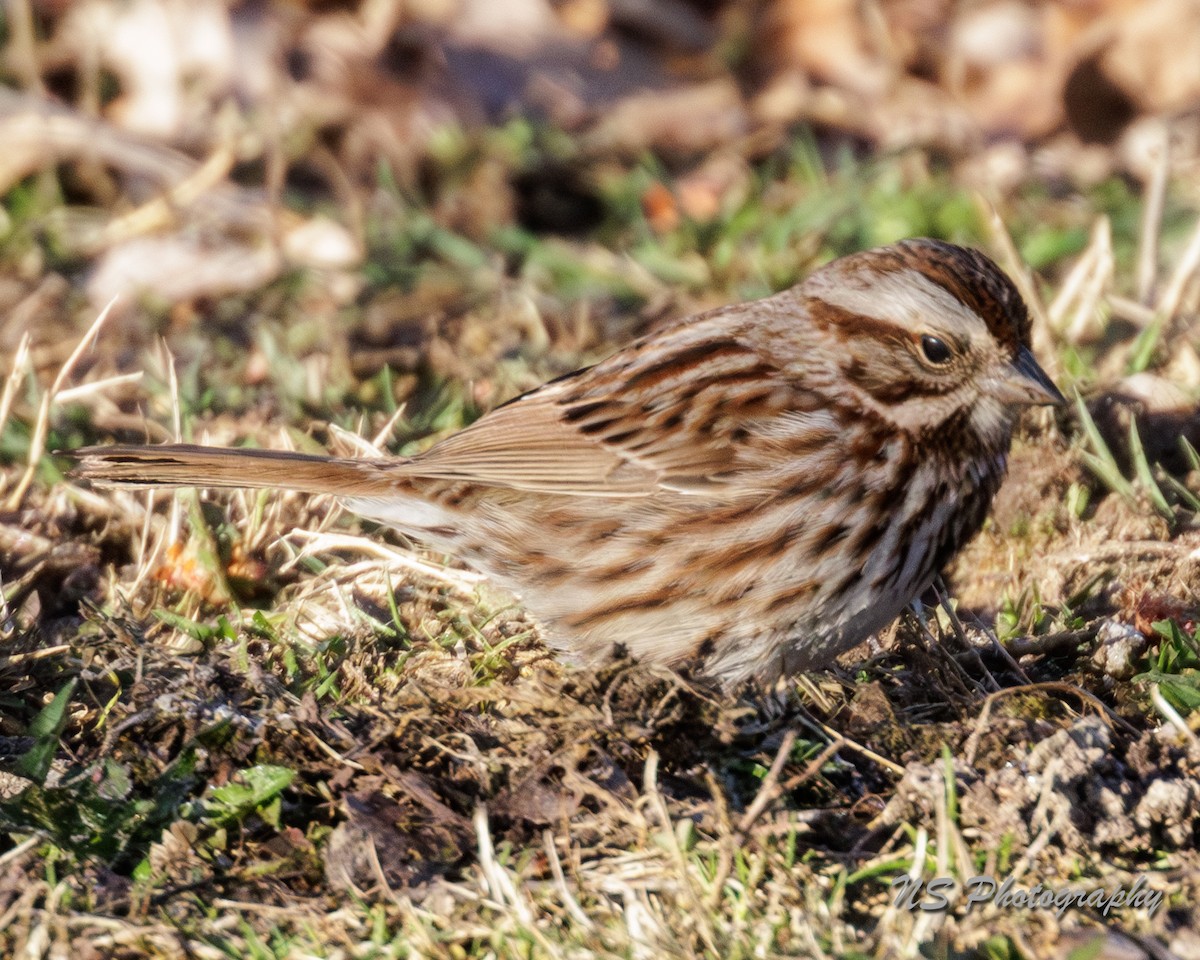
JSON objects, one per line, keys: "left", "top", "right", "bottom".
{"left": 839, "top": 348, "right": 962, "bottom": 405}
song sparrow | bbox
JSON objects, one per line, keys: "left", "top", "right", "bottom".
{"left": 76, "top": 238, "right": 1063, "bottom": 686}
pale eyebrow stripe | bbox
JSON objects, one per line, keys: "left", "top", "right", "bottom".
{"left": 811, "top": 268, "right": 983, "bottom": 333}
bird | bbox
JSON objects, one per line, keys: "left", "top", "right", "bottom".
{"left": 75, "top": 238, "right": 1065, "bottom": 687}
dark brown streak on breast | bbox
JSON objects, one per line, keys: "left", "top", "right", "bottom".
{"left": 935, "top": 413, "right": 1008, "bottom": 561}
{"left": 565, "top": 590, "right": 679, "bottom": 629}
{"left": 847, "top": 508, "right": 890, "bottom": 559}
{"left": 760, "top": 581, "right": 819, "bottom": 614}
{"left": 877, "top": 409, "right": 1006, "bottom": 588}
{"left": 696, "top": 520, "right": 809, "bottom": 579}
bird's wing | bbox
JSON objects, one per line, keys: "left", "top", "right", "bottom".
{"left": 400, "top": 332, "right": 791, "bottom": 497}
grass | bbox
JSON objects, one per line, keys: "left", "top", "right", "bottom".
{"left": 2, "top": 120, "right": 1200, "bottom": 957}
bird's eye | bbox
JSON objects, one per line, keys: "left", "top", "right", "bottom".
{"left": 920, "top": 335, "right": 953, "bottom": 365}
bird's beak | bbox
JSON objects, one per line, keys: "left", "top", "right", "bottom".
{"left": 992, "top": 345, "right": 1066, "bottom": 407}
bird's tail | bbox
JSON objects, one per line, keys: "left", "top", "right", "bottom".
{"left": 72, "top": 443, "right": 397, "bottom": 496}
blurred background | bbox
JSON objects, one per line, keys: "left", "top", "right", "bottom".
{"left": 2, "top": 0, "right": 1200, "bottom": 433}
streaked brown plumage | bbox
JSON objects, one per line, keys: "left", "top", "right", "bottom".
{"left": 75, "top": 238, "right": 1064, "bottom": 686}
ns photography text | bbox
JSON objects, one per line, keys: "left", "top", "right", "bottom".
{"left": 891, "top": 874, "right": 1164, "bottom": 918}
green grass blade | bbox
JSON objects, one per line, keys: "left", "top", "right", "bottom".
{"left": 1127, "top": 416, "right": 1173, "bottom": 520}
{"left": 1074, "top": 392, "right": 1135, "bottom": 501}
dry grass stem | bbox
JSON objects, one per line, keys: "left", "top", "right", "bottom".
{"left": 542, "top": 829, "right": 594, "bottom": 929}
{"left": 963, "top": 682, "right": 1138, "bottom": 766}
{"left": 1107, "top": 294, "right": 1159, "bottom": 326}
{"left": 52, "top": 372, "right": 144, "bottom": 405}
{"left": 7, "top": 298, "right": 117, "bottom": 508}
{"left": 736, "top": 728, "right": 800, "bottom": 833}
{"left": 1066, "top": 218, "right": 1115, "bottom": 342}
{"left": 1160, "top": 211, "right": 1200, "bottom": 319}
{"left": 0, "top": 332, "right": 32, "bottom": 448}
{"left": 977, "top": 197, "right": 1055, "bottom": 367}
{"left": 283, "top": 529, "right": 486, "bottom": 595}
{"left": 1150, "top": 683, "right": 1200, "bottom": 748}
{"left": 1137, "top": 125, "right": 1170, "bottom": 304}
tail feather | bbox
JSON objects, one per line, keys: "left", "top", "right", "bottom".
{"left": 72, "top": 443, "right": 396, "bottom": 496}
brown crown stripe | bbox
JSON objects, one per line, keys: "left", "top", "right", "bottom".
{"left": 894, "top": 240, "right": 1029, "bottom": 355}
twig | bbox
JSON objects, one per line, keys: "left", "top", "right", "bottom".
{"left": 282, "top": 529, "right": 485, "bottom": 596}
{"left": 774, "top": 739, "right": 845, "bottom": 798}
{"left": 53, "top": 372, "right": 144, "bottom": 404}
{"left": 736, "top": 728, "right": 798, "bottom": 834}
{"left": 1004, "top": 628, "right": 1094, "bottom": 658}
{"left": 0, "top": 645, "right": 71, "bottom": 666}
{"left": 97, "top": 145, "right": 236, "bottom": 248}
{"left": 933, "top": 578, "right": 1029, "bottom": 684}
{"left": 543, "top": 829, "right": 593, "bottom": 929}
{"left": 701, "top": 766, "right": 735, "bottom": 912}
{"left": 963, "top": 682, "right": 1139, "bottom": 766}
{"left": 164, "top": 338, "right": 183, "bottom": 545}
{"left": 1048, "top": 225, "right": 1099, "bottom": 328}
{"left": 474, "top": 803, "right": 534, "bottom": 927}
{"left": 0, "top": 834, "right": 40, "bottom": 870}
{"left": 371, "top": 404, "right": 410, "bottom": 451}
{"left": 1107, "top": 294, "right": 1159, "bottom": 327}
{"left": 807, "top": 717, "right": 906, "bottom": 776}
{"left": 932, "top": 579, "right": 1006, "bottom": 690}
{"left": 4, "top": 0, "right": 44, "bottom": 94}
